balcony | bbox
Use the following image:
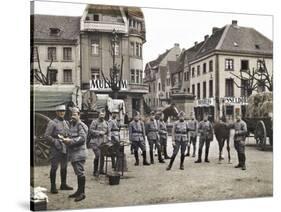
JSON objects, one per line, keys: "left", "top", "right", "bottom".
{"left": 129, "top": 28, "right": 145, "bottom": 39}
{"left": 81, "top": 21, "right": 127, "bottom": 33}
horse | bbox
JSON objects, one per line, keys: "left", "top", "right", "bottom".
{"left": 213, "top": 119, "right": 232, "bottom": 164}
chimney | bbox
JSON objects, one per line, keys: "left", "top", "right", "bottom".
{"left": 232, "top": 20, "right": 238, "bottom": 26}
{"left": 174, "top": 43, "right": 180, "bottom": 47}
{"left": 204, "top": 35, "right": 209, "bottom": 41}
{"left": 194, "top": 41, "right": 198, "bottom": 46}
{"left": 212, "top": 27, "right": 219, "bottom": 34}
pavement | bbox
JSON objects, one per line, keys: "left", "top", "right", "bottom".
{"left": 32, "top": 130, "right": 273, "bottom": 210}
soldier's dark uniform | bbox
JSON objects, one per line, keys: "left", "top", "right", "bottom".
{"left": 158, "top": 118, "right": 170, "bottom": 159}
{"left": 88, "top": 114, "right": 110, "bottom": 176}
{"left": 44, "top": 106, "right": 73, "bottom": 193}
{"left": 233, "top": 118, "right": 248, "bottom": 170}
{"left": 167, "top": 111, "right": 189, "bottom": 170}
{"left": 186, "top": 117, "right": 198, "bottom": 157}
{"left": 128, "top": 112, "right": 150, "bottom": 166}
{"left": 108, "top": 116, "right": 121, "bottom": 169}
{"left": 145, "top": 113, "right": 165, "bottom": 164}
{"left": 195, "top": 118, "right": 213, "bottom": 163}
{"left": 65, "top": 112, "right": 88, "bottom": 202}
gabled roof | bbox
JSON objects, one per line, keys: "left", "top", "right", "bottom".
{"left": 31, "top": 15, "right": 80, "bottom": 43}
{"left": 219, "top": 25, "right": 273, "bottom": 55}
{"left": 147, "top": 49, "right": 172, "bottom": 68}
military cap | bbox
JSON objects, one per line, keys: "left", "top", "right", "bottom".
{"left": 133, "top": 111, "right": 140, "bottom": 117}
{"left": 55, "top": 105, "right": 66, "bottom": 111}
{"left": 70, "top": 107, "right": 80, "bottom": 113}
{"left": 150, "top": 111, "right": 155, "bottom": 115}
{"left": 99, "top": 111, "right": 105, "bottom": 117}
{"left": 178, "top": 111, "right": 186, "bottom": 117}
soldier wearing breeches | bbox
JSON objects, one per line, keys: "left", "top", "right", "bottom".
{"left": 129, "top": 111, "right": 150, "bottom": 166}
{"left": 146, "top": 111, "right": 165, "bottom": 164}
{"left": 166, "top": 111, "right": 189, "bottom": 170}
{"left": 44, "top": 105, "right": 73, "bottom": 194}
{"left": 60, "top": 107, "right": 88, "bottom": 202}
{"left": 195, "top": 114, "right": 214, "bottom": 163}
{"left": 186, "top": 115, "right": 198, "bottom": 157}
{"left": 233, "top": 115, "right": 248, "bottom": 170}
{"left": 88, "top": 111, "right": 110, "bottom": 176}
{"left": 156, "top": 113, "right": 170, "bottom": 159}
{"left": 108, "top": 112, "right": 121, "bottom": 170}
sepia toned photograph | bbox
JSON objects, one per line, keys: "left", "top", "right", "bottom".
{"left": 30, "top": 0, "right": 273, "bottom": 210}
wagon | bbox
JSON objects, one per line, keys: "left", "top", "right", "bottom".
{"left": 244, "top": 117, "right": 273, "bottom": 150}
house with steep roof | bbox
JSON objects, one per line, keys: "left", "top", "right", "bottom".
{"left": 144, "top": 43, "right": 181, "bottom": 110}
{"left": 188, "top": 20, "right": 273, "bottom": 121}
{"left": 31, "top": 14, "right": 81, "bottom": 86}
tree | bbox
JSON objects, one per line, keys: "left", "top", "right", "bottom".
{"left": 31, "top": 46, "right": 54, "bottom": 85}
{"left": 229, "top": 58, "right": 273, "bottom": 96}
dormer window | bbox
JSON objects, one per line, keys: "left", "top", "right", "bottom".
{"left": 49, "top": 28, "right": 60, "bottom": 36}
{"left": 255, "top": 44, "right": 260, "bottom": 49}
{"left": 93, "top": 14, "right": 100, "bottom": 21}
{"left": 233, "top": 42, "right": 238, "bottom": 47}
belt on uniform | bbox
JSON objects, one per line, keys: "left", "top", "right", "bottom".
{"left": 111, "top": 129, "right": 120, "bottom": 132}
{"left": 149, "top": 130, "right": 157, "bottom": 132}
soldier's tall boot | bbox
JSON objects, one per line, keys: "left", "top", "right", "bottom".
{"left": 195, "top": 149, "right": 202, "bottom": 163}
{"left": 69, "top": 177, "right": 79, "bottom": 198}
{"left": 166, "top": 155, "right": 176, "bottom": 170}
{"left": 185, "top": 145, "right": 191, "bottom": 157}
{"left": 158, "top": 149, "right": 165, "bottom": 163}
{"left": 149, "top": 149, "right": 154, "bottom": 164}
{"left": 93, "top": 158, "right": 99, "bottom": 176}
{"left": 50, "top": 169, "right": 58, "bottom": 194}
{"left": 134, "top": 151, "right": 139, "bottom": 166}
{"left": 75, "top": 176, "right": 86, "bottom": 202}
{"left": 60, "top": 169, "right": 73, "bottom": 190}
{"left": 205, "top": 147, "right": 210, "bottom": 163}
{"left": 180, "top": 154, "right": 185, "bottom": 170}
{"left": 164, "top": 144, "right": 171, "bottom": 159}
{"left": 192, "top": 144, "right": 196, "bottom": 157}
{"left": 142, "top": 151, "right": 150, "bottom": 166}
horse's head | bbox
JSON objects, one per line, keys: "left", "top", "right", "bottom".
{"left": 162, "top": 104, "right": 179, "bottom": 122}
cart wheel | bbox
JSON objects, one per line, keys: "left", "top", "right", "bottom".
{"left": 34, "top": 138, "right": 50, "bottom": 165}
{"left": 254, "top": 120, "right": 267, "bottom": 150}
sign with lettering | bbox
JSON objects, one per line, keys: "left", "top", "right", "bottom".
{"left": 222, "top": 97, "right": 248, "bottom": 105}
{"left": 89, "top": 80, "right": 128, "bottom": 91}
{"left": 196, "top": 98, "right": 214, "bottom": 107}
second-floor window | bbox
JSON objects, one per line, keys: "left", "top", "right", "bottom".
{"left": 192, "top": 84, "right": 195, "bottom": 95}
{"left": 241, "top": 60, "right": 249, "bottom": 71}
{"left": 209, "top": 60, "right": 213, "bottom": 72}
{"left": 203, "top": 81, "right": 207, "bottom": 98}
{"left": 130, "top": 42, "right": 135, "bottom": 56}
{"left": 63, "top": 69, "right": 72, "bottom": 83}
{"left": 203, "top": 63, "right": 207, "bottom": 74}
{"left": 91, "top": 40, "right": 99, "bottom": 55}
{"left": 225, "top": 78, "right": 234, "bottom": 97}
{"left": 91, "top": 68, "right": 100, "bottom": 80}
{"left": 225, "top": 59, "right": 234, "bottom": 71}
{"left": 63, "top": 47, "right": 72, "bottom": 61}
{"left": 192, "top": 67, "right": 195, "bottom": 77}
{"left": 47, "top": 47, "right": 56, "bottom": 60}
{"left": 197, "top": 65, "right": 201, "bottom": 76}
{"left": 48, "top": 69, "right": 57, "bottom": 83}
{"left": 197, "top": 83, "right": 200, "bottom": 99}
{"left": 130, "top": 69, "right": 135, "bottom": 83}
{"left": 209, "top": 80, "right": 213, "bottom": 97}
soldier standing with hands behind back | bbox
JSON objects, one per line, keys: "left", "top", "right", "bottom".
{"left": 44, "top": 105, "right": 73, "bottom": 194}
{"left": 166, "top": 111, "right": 189, "bottom": 170}
{"left": 60, "top": 107, "right": 88, "bottom": 202}
{"left": 195, "top": 114, "right": 214, "bottom": 163}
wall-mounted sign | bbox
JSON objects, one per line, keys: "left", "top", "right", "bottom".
{"left": 222, "top": 97, "right": 248, "bottom": 105}
{"left": 196, "top": 98, "right": 215, "bottom": 107}
{"left": 89, "top": 80, "right": 128, "bottom": 91}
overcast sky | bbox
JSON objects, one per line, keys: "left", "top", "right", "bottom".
{"left": 33, "top": 0, "right": 273, "bottom": 68}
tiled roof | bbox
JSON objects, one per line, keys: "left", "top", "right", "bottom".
{"left": 220, "top": 25, "right": 272, "bottom": 55}
{"left": 126, "top": 7, "right": 144, "bottom": 18}
{"left": 148, "top": 49, "right": 172, "bottom": 68}
{"left": 31, "top": 15, "right": 80, "bottom": 43}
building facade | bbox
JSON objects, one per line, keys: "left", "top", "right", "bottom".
{"left": 187, "top": 20, "right": 273, "bottom": 121}
{"left": 80, "top": 5, "right": 148, "bottom": 117}
{"left": 144, "top": 43, "right": 181, "bottom": 110}
{"left": 31, "top": 15, "right": 81, "bottom": 86}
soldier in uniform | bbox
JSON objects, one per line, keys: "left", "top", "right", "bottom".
{"left": 129, "top": 111, "right": 150, "bottom": 166}
{"left": 108, "top": 111, "right": 121, "bottom": 170}
{"left": 232, "top": 115, "right": 248, "bottom": 170}
{"left": 146, "top": 111, "right": 165, "bottom": 164}
{"left": 60, "top": 107, "right": 88, "bottom": 202}
{"left": 156, "top": 112, "right": 170, "bottom": 159}
{"left": 88, "top": 111, "right": 110, "bottom": 176}
{"left": 44, "top": 105, "right": 73, "bottom": 194}
{"left": 166, "top": 111, "right": 189, "bottom": 170}
{"left": 195, "top": 114, "right": 214, "bottom": 163}
{"left": 186, "top": 114, "right": 198, "bottom": 157}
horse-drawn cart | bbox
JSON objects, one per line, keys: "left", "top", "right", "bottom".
{"left": 243, "top": 92, "right": 273, "bottom": 150}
